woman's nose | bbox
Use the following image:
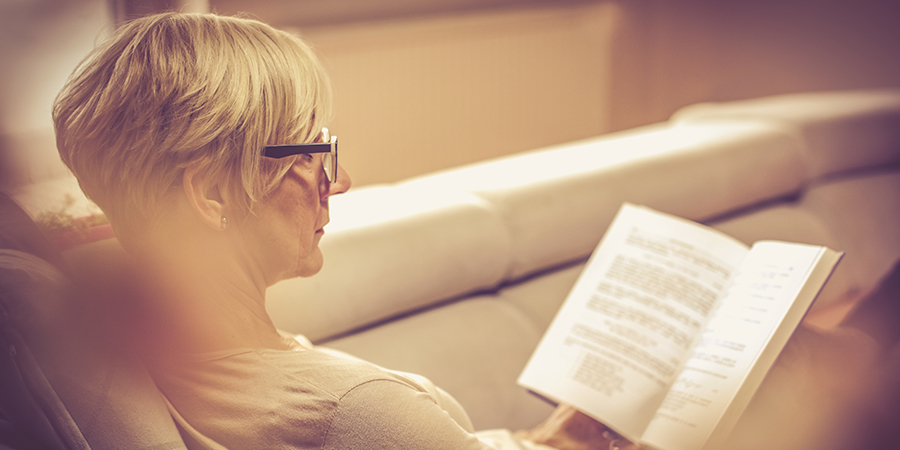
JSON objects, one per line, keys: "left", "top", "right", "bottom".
{"left": 326, "top": 163, "right": 352, "bottom": 196}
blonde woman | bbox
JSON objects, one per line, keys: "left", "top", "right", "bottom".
{"left": 53, "top": 12, "right": 625, "bottom": 450}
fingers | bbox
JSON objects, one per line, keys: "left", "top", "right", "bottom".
{"left": 516, "top": 404, "right": 619, "bottom": 450}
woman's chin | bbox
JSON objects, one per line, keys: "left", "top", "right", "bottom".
{"left": 290, "top": 249, "right": 325, "bottom": 279}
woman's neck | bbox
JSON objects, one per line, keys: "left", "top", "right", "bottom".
{"left": 133, "top": 233, "right": 290, "bottom": 355}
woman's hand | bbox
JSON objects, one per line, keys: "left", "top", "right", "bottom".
{"left": 515, "top": 404, "right": 640, "bottom": 450}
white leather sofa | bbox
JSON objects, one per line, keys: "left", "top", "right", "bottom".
{"left": 260, "top": 89, "right": 900, "bottom": 435}
{"left": 5, "top": 90, "right": 900, "bottom": 449}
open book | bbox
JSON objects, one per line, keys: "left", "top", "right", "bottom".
{"left": 518, "top": 203, "right": 841, "bottom": 450}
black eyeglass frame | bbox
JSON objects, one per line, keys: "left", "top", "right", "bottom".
{"left": 263, "top": 128, "right": 338, "bottom": 184}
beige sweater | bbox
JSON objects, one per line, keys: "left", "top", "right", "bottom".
{"left": 151, "top": 340, "right": 540, "bottom": 449}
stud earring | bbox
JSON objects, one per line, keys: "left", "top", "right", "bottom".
{"left": 221, "top": 216, "right": 228, "bottom": 230}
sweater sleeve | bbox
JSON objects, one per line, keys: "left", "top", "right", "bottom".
{"left": 322, "top": 378, "right": 497, "bottom": 450}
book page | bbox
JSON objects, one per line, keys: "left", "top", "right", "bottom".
{"left": 642, "top": 242, "right": 840, "bottom": 450}
{"left": 518, "top": 204, "right": 748, "bottom": 441}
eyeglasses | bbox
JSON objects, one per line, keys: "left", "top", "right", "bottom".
{"left": 263, "top": 128, "right": 338, "bottom": 184}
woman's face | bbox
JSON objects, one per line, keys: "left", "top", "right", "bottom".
{"left": 242, "top": 154, "right": 351, "bottom": 285}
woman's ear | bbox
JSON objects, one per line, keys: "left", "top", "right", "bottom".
{"left": 182, "top": 165, "right": 227, "bottom": 231}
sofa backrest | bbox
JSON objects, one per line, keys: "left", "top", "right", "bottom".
{"left": 267, "top": 90, "right": 900, "bottom": 342}
{"left": 0, "top": 193, "right": 186, "bottom": 450}
{"left": 672, "top": 90, "right": 900, "bottom": 179}
{"left": 399, "top": 120, "right": 806, "bottom": 279}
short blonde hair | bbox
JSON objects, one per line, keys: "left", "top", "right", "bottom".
{"left": 53, "top": 12, "right": 331, "bottom": 235}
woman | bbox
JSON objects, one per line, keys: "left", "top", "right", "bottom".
{"left": 53, "top": 11, "right": 629, "bottom": 450}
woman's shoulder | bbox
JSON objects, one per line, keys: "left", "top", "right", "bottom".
{"left": 254, "top": 347, "right": 426, "bottom": 397}
{"left": 227, "top": 348, "right": 494, "bottom": 448}
{"left": 152, "top": 347, "right": 459, "bottom": 449}
{"left": 322, "top": 368, "right": 494, "bottom": 450}
{"left": 163, "top": 346, "right": 422, "bottom": 400}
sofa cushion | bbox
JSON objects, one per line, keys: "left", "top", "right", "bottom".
{"left": 266, "top": 185, "right": 511, "bottom": 341}
{"left": 402, "top": 120, "right": 807, "bottom": 280}
{"left": 497, "top": 261, "right": 586, "bottom": 333}
{"left": 707, "top": 205, "right": 857, "bottom": 312}
{"left": 672, "top": 90, "right": 900, "bottom": 179}
{"left": 703, "top": 167, "right": 900, "bottom": 314}
{"left": 798, "top": 169, "right": 900, "bottom": 295}
{"left": 321, "top": 294, "right": 554, "bottom": 431}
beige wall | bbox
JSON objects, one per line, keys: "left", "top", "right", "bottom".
{"left": 0, "top": 0, "right": 618, "bottom": 191}
{"left": 296, "top": 3, "right": 620, "bottom": 186}
{"left": 0, "top": 0, "right": 113, "bottom": 189}
{"left": 3, "top": 0, "right": 898, "bottom": 193}
{"left": 214, "top": 0, "right": 900, "bottom": 186}
{"left": 608, "top": 0, "right": 900, "bottom": 131}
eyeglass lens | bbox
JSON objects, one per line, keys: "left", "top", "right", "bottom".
{"left": 320, "top": 129, "right": 337, "bottom": 184}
